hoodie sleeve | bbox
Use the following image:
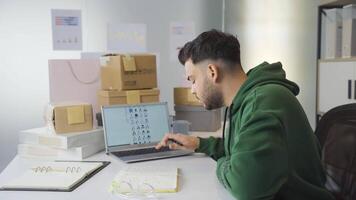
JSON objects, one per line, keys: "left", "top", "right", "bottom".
{"left": 216, "top": 110, "right": 289, "bottom": 200}
{"left": 196, "top": 137, "right": 225, "bottom": 161}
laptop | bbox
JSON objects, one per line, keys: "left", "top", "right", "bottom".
{"left": 101, "top": 102, "right": 193, "bottom": 163}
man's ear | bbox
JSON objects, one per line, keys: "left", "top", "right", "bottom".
{"left": 207, "top": 64, "right": 221, "bottom": 83}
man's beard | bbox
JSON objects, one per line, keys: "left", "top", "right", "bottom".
{"left": 201, "top": 78, "right": 224, "bottom": 110}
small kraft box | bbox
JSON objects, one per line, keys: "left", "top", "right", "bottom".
{"left": 98, "top": 89, "right": 160, "bottom": 107}
{"left": 100, "top": 54, "right": 157, "bottom": 90}
{"left": 174, "top": 105, "right": 221, "bottom": 132}
{"left": 174, "top": 87, "right": 202, "bottom": 106}
{"left": 52, "top": 104, "right": 93, "bottom": 134}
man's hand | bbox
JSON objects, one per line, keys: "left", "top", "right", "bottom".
{"left": 155, "top": 133, "right": 200, "bottom": 151}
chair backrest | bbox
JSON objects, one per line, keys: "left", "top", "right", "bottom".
{"left": 315, "top": 103, "right": 356, "bottom": 200}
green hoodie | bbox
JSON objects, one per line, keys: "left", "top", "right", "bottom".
{"left": 196, "top": 62, "right": 334, "bottom": 200}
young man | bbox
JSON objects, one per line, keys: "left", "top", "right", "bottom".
{"left": 156, "top": 29, "right": 334, "bottom": 200}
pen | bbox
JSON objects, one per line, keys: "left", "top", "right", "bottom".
{"left": 168, "top": 139, "right": 183, "bottom": 146}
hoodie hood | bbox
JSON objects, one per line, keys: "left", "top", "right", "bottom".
{"left": 230, "top": 62, "right": 299, "bottom": 114}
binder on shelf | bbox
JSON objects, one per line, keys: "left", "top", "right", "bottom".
{"left": 324, "top": 8, "right": 343, "bottom": 59}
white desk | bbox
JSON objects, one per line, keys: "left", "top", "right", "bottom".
{"left": 0, "top": 128, "right": 229, "bottom": 200}
{"left": 0, "top": 152, "right": 234, "bottom": 200}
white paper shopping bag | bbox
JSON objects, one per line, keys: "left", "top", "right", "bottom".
{"left": 48, "top": 59, "right": 101, "bottom": 125}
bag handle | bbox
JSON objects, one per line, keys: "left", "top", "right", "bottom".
{"left": 67, "top": 60, "right": 99, "bottom": 84}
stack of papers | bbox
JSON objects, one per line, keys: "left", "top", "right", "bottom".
{"left": 17, "top": 127, "right": 104, "bottom": 160}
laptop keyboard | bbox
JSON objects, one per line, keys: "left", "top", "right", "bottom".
{"left": 112, "top": 146, "right": 173, "bottom": 157}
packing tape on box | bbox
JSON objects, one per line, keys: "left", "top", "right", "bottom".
{"left": 126, "top": 90, "right": 140, "bottom": 104}
{"left": 122, "top": 54, "right": 137, "bottom": 71}
{"left": 67, "top": 105, "right": 85, "bottom": 125}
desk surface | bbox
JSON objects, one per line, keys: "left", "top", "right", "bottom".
{"left": 0, "top": 152, "right": 234, "bottom": 200}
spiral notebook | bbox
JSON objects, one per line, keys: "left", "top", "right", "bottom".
{"left": 0, "top": 161, "right": 110, "bottom": 192}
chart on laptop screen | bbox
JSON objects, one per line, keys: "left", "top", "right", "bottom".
{"left": 103, "top": 103, "right": 170, "bottom": 147}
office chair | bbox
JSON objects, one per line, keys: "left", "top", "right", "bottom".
{"left": 315, "top": 103, "right": 356, "bottom": 200}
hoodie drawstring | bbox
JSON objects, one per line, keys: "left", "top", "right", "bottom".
{"left": 222, "top": 106, "right": 232, "bottom": 156}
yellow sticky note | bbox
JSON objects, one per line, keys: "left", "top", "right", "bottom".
{"left": 122, "top": 55, "right": 137, "bottom": 71}
{"left": 67, "top": 106, "right": 85, "bottom": 125}
{"left": 126, "top": 90, "right": 140, "bottom": 104}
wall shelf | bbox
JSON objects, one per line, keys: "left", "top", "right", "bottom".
{"left": 316, "top": 0, "right": 356, "bottom": 126}
{"left": 319, "top": 57, "right": 356, "bottom": 62}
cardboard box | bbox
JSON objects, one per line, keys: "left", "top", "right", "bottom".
{"left": 174, "top": 87, "right": 202, "bottom": 106}
{"left": 52, "top": 104, "right": 93, "bottom": 134}
{"left": 100, "top": 54, "right": 157, "bottom": 90}
{"left": 98, "top": 89, "right": 160, "bottom": 107}
{"left": 174, "top": 105, "right": 221, "bottom": 132}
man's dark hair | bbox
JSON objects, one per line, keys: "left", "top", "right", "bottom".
{"left": 178, "top": 29, "right": 241, "bottom": 69}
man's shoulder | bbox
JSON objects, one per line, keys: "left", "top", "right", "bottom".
{"left": 252, "top": 83, "right": 296, "bottom": 102}
{"left": 240, "top": 83, "right": 298, "bottom": 112}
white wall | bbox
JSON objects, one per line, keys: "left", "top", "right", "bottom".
{"left": 0, "top": 0, "right": 222, "bottom": 171}
{"left": 224, "top": 0, "right": 320, "bottom": 128}
{"left": 0, "top": 0, "right": 323, "bottom": 171}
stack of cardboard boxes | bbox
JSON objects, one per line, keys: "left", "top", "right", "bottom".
{"left": 174, "top": 87, "right": 221, "bottom": 132}
{"left": 97, "top": 54, "right": 160, "bottom": 110}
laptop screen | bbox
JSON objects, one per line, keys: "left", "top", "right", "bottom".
{"left": 102, "top": 103, "right": 170, "bottom": 147}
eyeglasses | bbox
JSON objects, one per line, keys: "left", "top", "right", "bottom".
{"left": 109, "top": 180, "right": 158, "bottom": 200}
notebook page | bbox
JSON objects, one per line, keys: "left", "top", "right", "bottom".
{"left": 2, "top": 162, "right": 103, "bottom": 190}
{"left": 110, "top": 166, "right": 178, "bottom": 193}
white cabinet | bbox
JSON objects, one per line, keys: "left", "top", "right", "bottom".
{"left": 316, "top": 1, "right": 356, "bottom": 124}
{"left": 318, "top": 60, "right": 356, "bottom": 113}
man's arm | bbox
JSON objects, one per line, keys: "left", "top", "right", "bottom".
{"left": 155, "top": 133, "right": 225, "bottom": 161}
{"left": 196, "top": 136, "right": 225, "bottom": 161}
{"left": 216, "top": 111, "right": 289, "bottom": 200}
